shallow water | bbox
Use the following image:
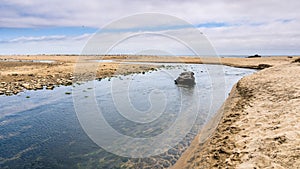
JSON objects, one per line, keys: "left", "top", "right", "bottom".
{"left": 0, "top": 64, "right": 256, "bottom": 169}
{"left": 0, "top": 59, "right": 55, "bottom": 63}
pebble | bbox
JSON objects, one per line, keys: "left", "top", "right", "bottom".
{"left": 46, "top": 85, "right": 55, "bottom": 90}
{"left": 21, "top": 83, "right": 31, "bottom": 89}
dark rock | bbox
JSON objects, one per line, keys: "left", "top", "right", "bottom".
{"left": 257, "top": 64, "right": 272, "bottom": 69}
{"left": 274, "top": 135, "right": 287, "bottom": 144}
{"left": 247, "top": 54, "right": 261, "bottom": 58}
{"left": 293, "top": 58, "right": 300, "bottom": 63}
{"left": 174, "top": 71, "right": 195, "bottom": 86}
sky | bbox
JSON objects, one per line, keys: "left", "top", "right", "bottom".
{"left": 0, "top": 0, "right": 300, "bottom": 55}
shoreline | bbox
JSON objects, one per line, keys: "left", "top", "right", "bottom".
{"left": 173, "top": 61, "right": 300, "bottom": 168}
{"left": 0, "top": 55, "right": 297, "bottom": 96}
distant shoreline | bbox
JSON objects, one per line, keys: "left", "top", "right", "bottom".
{"left": 0, "top": 55, "right": 298, "bottom": 96}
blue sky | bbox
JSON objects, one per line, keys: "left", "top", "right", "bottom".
{"left": 0, "top": 0, "right": 300, "bottom": 55}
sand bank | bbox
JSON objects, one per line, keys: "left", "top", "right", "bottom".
{"left": 173, "top": 59, "right": 300, "bottom": 168}
{"left": 0, "top": 55, "right": 158, "bottom": 95}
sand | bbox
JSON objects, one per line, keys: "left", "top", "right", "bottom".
{"left": 173, "top": 59, "right": 300, "bottom": 168}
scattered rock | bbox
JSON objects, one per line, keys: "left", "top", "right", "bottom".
{"left": 175, "top": 71, "right": 195, "bottom": 86}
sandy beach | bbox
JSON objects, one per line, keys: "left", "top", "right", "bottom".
{"left": 173, "top": 58, "right": 300, "bottom": 168}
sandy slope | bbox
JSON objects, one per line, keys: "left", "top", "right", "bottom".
{"left": 173, "top": 61, "right": 300, "bottom": 168}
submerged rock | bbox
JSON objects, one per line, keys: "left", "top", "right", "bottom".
{"left": 174, "top": 71, "right": 195, "bottom": 86}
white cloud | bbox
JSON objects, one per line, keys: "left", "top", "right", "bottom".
{"left": 1, "top": 0, "right": 299, "bottom": 28}
{"left": 0, "top": 0, "right": 300, "bottom": 54}
{"left": 8, "top": 35, "right": 66, "bottom": 43}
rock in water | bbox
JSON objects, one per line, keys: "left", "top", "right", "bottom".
{"left": 174, "top": 71, "right": 195, "bottom": 86}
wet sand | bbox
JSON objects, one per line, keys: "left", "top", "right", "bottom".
{"left": 0, "top": 55, "right": 158, "bottom": 95}
{"left": 173, "top": 58, "right": 300, "bottom": 168}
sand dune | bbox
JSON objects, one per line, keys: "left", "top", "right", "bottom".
{"left": 173, "top": 59, "right": 300, "bottom": 168}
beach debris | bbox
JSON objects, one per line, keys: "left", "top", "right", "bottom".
{"left": 174, "top": 71, "right": 195, "bottom": 86}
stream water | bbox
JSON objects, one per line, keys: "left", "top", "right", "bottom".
{"left": 0, "top": 64, "right": 256, "bottom": 169}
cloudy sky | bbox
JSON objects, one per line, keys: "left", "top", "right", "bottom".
{"left": 0, "top": 0, "right": 299, "bottom": 55}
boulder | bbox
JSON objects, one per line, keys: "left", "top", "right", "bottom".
{"left": 174, "top": 71, "right": 195, "bottom": 86}
{"left": 247, "top": 54, "right": 261, "bottom": 58}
